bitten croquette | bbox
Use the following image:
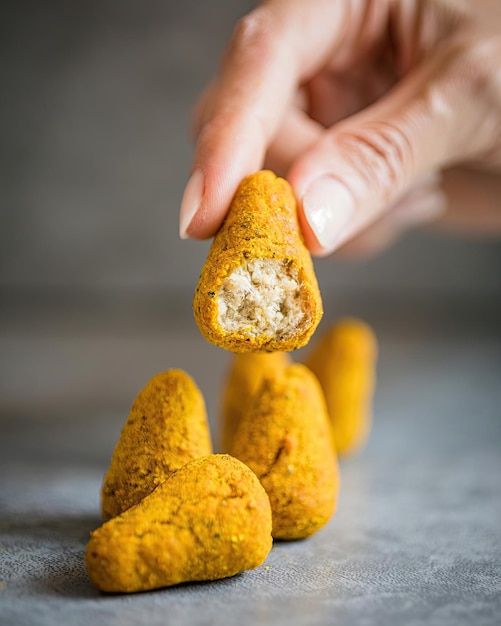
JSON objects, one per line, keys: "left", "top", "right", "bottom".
{"left": 193, "top": 171, "right": 323, "bottom": 352}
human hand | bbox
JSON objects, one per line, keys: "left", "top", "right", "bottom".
{"left": 180, "top": 0, "right": 501, "bottom": 256}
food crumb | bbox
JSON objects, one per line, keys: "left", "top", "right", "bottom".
{"left": 265, "top": 566, "right": 270, "bottom": 571}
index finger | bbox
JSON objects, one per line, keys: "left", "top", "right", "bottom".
{"left": 179, "top": 0, "right": 349, "bottom": 240}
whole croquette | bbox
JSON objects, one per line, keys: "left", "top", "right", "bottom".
{"left": 87, "top": 455, "right": 273, "bottom": 592}
{"left": 220, "top": 352, "right": 291, "bottom": 452}
{"left": 193, "top": 170, "right": 323, "bottom": 352}
{"left": 304, "top": 319, "right": 378, "bottom": 456}
{"left": 230, "top": 363, "right": 339, "bottom": 540}
{"left": 101, "top": 369, "right": 212, "bottom": 520}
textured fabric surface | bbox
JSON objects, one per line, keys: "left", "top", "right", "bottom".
{"left": 1, "top": 321, "right": 501, "bottom": 626}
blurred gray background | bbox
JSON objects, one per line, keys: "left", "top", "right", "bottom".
{"left": 1, "top": 0, "right": 500, "bottom": 424}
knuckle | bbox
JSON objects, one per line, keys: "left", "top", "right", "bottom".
{"left": 225, "top": 8, "right": 276, "bottom": 66}
{"left": 335, "top": 122, "right": 412, "bottom": 200}
{"left": 436, "top": 34, "right": 501, "bottom": 102}
{"left": 439, "top": 36, "right": 501, "bottom": 160}
{"left": 462, "top": 37, "right": 501, "bottom": 92}
{"left": 200, "top": 110, "right": 229, "bottom": 138}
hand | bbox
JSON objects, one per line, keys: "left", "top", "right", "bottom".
{"left": 180, "top": 0, "right": 501, "bottom": 256}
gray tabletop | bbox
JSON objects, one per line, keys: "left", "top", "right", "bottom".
{"left": 1, "top": 305, "right": 500, "bottom": 626}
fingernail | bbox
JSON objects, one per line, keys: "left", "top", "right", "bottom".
{"left": 302, "top": 177, "right": 356, "bottom": 250}
{"left": 179, "top": 169, "right": 204, "bottom": 239}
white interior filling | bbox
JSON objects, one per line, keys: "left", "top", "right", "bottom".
{"left": 218, "top": 259, "right": 306, "bottom": 337}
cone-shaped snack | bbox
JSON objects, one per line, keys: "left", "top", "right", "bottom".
{"left": 230, "top": 364, "right": 339, "bottom": 540}
{"left": 193, "top": 171, "right": 323, "bottom": 352}
{"left": 101, "top": 370, "right": 212, "bottom": 521}
{"left": 220, "top": 352, "right": 291, "bottom": 452}
{"left": 86, "top": 455, "right": 273, "bottom": 593}
{"left": 304, "top": 319, "right": 378, "bottom": 456}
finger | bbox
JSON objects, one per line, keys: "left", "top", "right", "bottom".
{"left": 264, "top": 107, "right": 323, "bottom": 176}
{"left": 307, "top": 61, "right": 397, "bottom": 128}
{"left": 437, "top": 166, "right": 501, "bottom": 235}
{"left": 191, "top": 80, "right": 217, "bottom": 139}
{"left": 289, "top": 36, "right": 501, "bottom": 255}
{"left": 180, "top": 0, "right": 352, "bottom": 240}
{"left": 336, "top": 178, "right": 447, "bottom": 258}
{"left": 265, "top": 64, "right": 395, "bottom": 176}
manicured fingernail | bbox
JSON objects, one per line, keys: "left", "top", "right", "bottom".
{"left": 302, "top": 177, "right": 356, "bottom": 250}
{"left": 179, "top": 169, "right": 204, "bottom": 239}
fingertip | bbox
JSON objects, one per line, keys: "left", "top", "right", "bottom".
{"left": 298, "top": 212, "right": 334, "bottom": 257}
{"left": 182, "top": 163, "right": 262, "bottom": 241}
{"left": 182, "top": 166, "right": 231, "bottom": 240}
{"left": 180, "top": 174, "right": 227, "bottom": 240}
{"left": 184, "top": 112, "right": 268, "bottom": 239}
{"left": 179, "top": 169, "right": 204, "bottom": 239}
{"left": 294, "top": 175, "right": 357, "bottom": 257}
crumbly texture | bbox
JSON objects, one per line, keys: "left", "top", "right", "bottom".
{"left": 218, "top": 259, "right": 305, "bottom": 338}
{"left": 86, "top": 455, "right": 273, "bottom": 593}
{"left": 220, "top": 351, "right": 291, "bottom": 452}
{"left": 305, "top": 319, "right": 378, "bottom": 456}
{"left": 229, "top": 364, "right": 339, "bottom": 540}
{"left": 101, "top": 370, "right": 212, "bottom": 521}
{"left": 193, "top": 170, "right": 323, "bottom": 352}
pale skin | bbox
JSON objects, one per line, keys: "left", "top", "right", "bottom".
{"left": 179, "top": 0, "right": 501, "bottom": 257}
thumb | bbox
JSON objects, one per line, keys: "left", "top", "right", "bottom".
{"left": 289, "top": 39, "right": 498, "bottom": 255}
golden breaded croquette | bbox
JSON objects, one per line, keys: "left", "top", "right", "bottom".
{"left": 101, "top": 369, "right": 212, "bottom": 521}
{"left": 305, "top": 319, "right": 378, "bottom": 456}
{"left": 230, "top": 363, "right": 339, "bottom": 540}
{"left": 193, "top": 170, "right": 323, "bottom": 353}
{"left": 220, "top": 352, "right": 291, "bottom": 452}
{"left": 86, "top": 455, "right": 273, "bottom": 592}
